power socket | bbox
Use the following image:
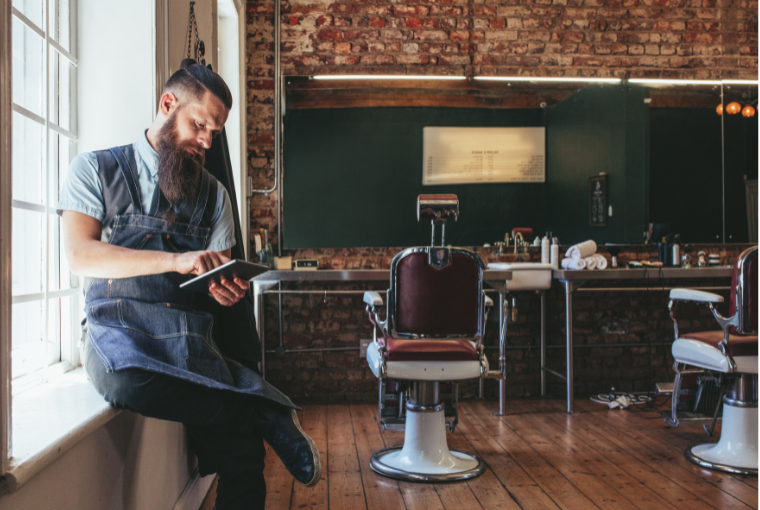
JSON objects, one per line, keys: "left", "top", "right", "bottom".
{"left": 359, "top": 339, "right": 372, "bottom": 358}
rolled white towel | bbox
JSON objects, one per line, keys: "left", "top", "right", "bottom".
{"left": 594, "top": 254, "right": 608, "bottom": 270}
{"left": 584, "top": 256, "right": 597, "bottom": 270}
{"left": 565, "top": 240, "right": 598, "bottom": 259}
{"left": 561, "top": 257, "right": 587, "bottom": 270}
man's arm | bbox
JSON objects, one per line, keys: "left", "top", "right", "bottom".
{"left": 62, "top": 210, "right": 246, "bottom": 306}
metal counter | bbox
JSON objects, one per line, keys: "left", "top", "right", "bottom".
{"left": 548, "top": 266, "right": 734, "bottom": 414}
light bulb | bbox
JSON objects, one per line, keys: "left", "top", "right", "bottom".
{"left": 742, "top": 105, "right": 756, "bottom": 117}
{"left": 726, "top": 101, "right": 742, "bottom": 114}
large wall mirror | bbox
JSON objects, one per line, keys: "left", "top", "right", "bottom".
{"left": 281, "top": 77, "right": 758, "bottom": 249}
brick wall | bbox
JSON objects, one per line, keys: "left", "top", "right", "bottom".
{"left": 260, "top": 243, "right": 750, "bottom": 402}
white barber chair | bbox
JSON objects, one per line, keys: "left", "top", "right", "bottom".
{"left": 362, "top": 195, "right": 499, "bottom": 482}
{"left": 666, "top": 246, "right": 758, "bottom": 475}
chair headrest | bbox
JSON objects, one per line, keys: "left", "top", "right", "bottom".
{"left": 417, "top": 194, "right": 459, "bottom": 222}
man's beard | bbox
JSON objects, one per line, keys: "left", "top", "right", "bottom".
{"left": 156, "top": 111, "right": 204, "bottom": 225}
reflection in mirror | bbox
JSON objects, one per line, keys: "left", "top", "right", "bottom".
{"left": 638, "top": 82, "right": 725, "bottom": 245}
{"left": 281, "top": 78, "right": 757, "bottom": 249}
{"left": 722, "top": 83, "right": 758, "bottom": 243}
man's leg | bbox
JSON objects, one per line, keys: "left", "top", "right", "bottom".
{"left": 187, "top": 426, "right": 267, "bottom": 510}
{"left": 85, "top": 340, "right": 270, "bottom": 509}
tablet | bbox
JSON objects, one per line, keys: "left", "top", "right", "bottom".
{"left": 179, "top": 259, "right": 270, "bottom": 292}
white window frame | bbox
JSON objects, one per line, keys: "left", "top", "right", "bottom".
{"left": 0, "top": 0, "right": 79, "bottom": 472}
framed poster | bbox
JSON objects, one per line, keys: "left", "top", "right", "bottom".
{"left": 423, "top": 127, "right": 546, "bottom": 185}
{"left": 589, "top": 175, "right": 607, "bottom": 227}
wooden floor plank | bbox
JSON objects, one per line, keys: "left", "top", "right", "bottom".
{"left": 350, "top": 404, "right": 407, "bottom": 510}
{"left": 524, "top": 410, "right": 685, "bottom": 510}
{"left": 574, "top": 412, "right": 752, "bottom": 510}
{"left": 456, "top": 407, "right": 561, "bottom": 510}
{"left": 291, "top": 405, "right": 329, "bottom": 510}
{"left": 542, "top": 410, "right": 715, "bottom": 510}
{"left": 602, "top": 409, "right": 758, "bottom": 509}
{"left": 467, "top": 402, "right": 598, "bottom": 510}
{"left": 327, "top": 405, "right": 367, "bottom": 510}
{"left": 505, "top": 412, "right": 649, "bottom": 510}
{"left": 447, "top": 421, "right": 523, "bottom": 510}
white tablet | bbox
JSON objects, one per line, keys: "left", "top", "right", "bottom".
{"left": 179, "top": 259, "right": 270, "bottom": 292}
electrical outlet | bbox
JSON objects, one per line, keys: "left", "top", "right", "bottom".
{"left": 359, "top": 338, "right": 372, "bottom": 358}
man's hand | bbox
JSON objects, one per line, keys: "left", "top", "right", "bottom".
{"left": 174, "top": 250, "right": 248, "bottom": 307}
{"left": 209, "top": 277, "right": 248, "bottom": 307}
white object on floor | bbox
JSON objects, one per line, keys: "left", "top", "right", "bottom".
{"left": 688, "top": 404, "right": 758, "bottom": 471}
{"left": 584, "top": 257, "right": 597, "bottom": 270}
{"left": 595, "top": 255, "right": 608, "bottom": 270}
{"left": 565, "top": 240, "right": 597, "bottom": 259}
{"left": 561, "top": 258, "right": 586, "bottom": 270}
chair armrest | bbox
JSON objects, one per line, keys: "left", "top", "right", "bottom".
{"left": 669, "top": 289, "right": 724, "bottom": 303}
{"left": 484, "top": 293, "right": 494, "bottom": 308}
{"left": 363, "top": 291, "right": 384, "bottom": 307}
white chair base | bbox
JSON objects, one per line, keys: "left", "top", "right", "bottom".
{"left": 369, "top": 406, "right": 485, "bottom": 482}
{"left": 685, "top": 403, "right": 758, "bottom": 476}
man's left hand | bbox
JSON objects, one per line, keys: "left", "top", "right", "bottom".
{"left": 210, "top": 277, "right": 248, "bottom": 307}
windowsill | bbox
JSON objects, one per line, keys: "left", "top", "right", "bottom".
{"left": 1, "top": 368, "right": 121, "bottom": 495}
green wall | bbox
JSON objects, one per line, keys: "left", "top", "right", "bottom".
{"left": 545, "top": 84, "right": 649, "bottom": 245}
{"left": 282, "top": 86, "right": 653, "bottom": 248}
{"left": 283, "top": 107, "right": 545, "bottom": 248}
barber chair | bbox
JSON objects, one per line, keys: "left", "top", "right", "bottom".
{"left": 666, "top": 246, "right": 758, "bottom": 475}
{"left": 363, "top": 195, "right": 496, "bottom": 482}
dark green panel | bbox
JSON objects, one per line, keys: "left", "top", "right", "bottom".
{"left": 649, "top": 108, "right": 723, "bottom": 243}
{"left": 545, "top": 84, "right": 638, "bottom": 244}
{"left": 723, "top": 112, "right": 758, "bottom": 243}
{"left": 283, "top": 107, "right": 545, "bottom": 248}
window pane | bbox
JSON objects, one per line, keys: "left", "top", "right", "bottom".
{"left": 12, "top": 0, "right": 44, "bottom": 31}
{"left": 12, "top": 300, "right": 45, "bottom": 380}
{"left": 47, "top": 298, "right": 62, "bottom": 365}
{"left": 12, "top": 208, "right": 44, "bottom": 296}
{"left": 51, "top": 51, "right": 74, "bottom": 132}
{"left": 12, "top": 15, "right": 44, "bottom": 117}
{"left": 57, "top": 136, "right": 75, "bottom": 202}
{"left": 56, "top": 0, "right": 70, "bottom": 52}
{"left": 12, "top": 111, "right": 44, "bottom": 204}
{"left": 59, "top": 295, "right": 79, "bottom": 363}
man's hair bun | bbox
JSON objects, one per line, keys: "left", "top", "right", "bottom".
{"left": 180, "top": 58, "right": 198, "bottom": 70}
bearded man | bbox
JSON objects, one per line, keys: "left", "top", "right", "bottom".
{"left": 56, "top": 60, "right": 320, "bottom": 510}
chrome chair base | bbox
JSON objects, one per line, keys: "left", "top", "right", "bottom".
{"left": 370, "top": 447, "right": 485, "bottom": 482}
{"left": 685, "top": 446, "right": 758, "bottom": 476}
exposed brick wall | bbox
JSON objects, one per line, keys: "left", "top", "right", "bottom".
{"left": 260, "top": 243, "right": 751, "bottom": 402}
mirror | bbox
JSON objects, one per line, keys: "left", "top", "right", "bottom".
{"left": 281, "top": 77, "right": 758, "bottom": 249}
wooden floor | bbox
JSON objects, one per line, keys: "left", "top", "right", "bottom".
{"left": 201, "top": 398, "right": 759, "bottom": 510}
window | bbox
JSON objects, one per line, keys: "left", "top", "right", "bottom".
{"left": 11, "top": 0, "right": 79, "bottom": 395}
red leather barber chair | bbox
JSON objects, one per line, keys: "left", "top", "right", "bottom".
{"left": 363, "top": 195, "right": 492, "bottom": 482}
{"left": 667, "top": 246, "right": 758, "bottom": 475}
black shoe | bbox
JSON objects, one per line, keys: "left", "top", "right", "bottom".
{"left": 258, "top": 406, "right": 322, "bottom": 487}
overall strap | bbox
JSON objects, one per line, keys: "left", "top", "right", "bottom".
{"left": 108, "top": 146, "right": 142, "bottom": 214}
{"left": 189, "top": 169, "right": 211, "bottom": 227}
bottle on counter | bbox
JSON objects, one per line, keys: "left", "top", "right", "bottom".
{"left": 541, "top": 235, "right": 550, "bottom": 264}
{"left": 550, "top": 238, "right": 559, "bottom": 270}
{"left": 671, "top": 235, "right": 681, "bottom": 267}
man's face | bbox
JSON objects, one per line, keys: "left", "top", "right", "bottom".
{"left": 170, "top": 90, "right": 229, "bottom": 159}
{"left": 156, "top": 90, "right": 229, "bottom": 223}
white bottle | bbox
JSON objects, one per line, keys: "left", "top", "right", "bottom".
{"left": 541, "top": 236, "right": 550, "bottom": 264}
{"left": 550, "top": 238, "right": 559, "bottom": 270}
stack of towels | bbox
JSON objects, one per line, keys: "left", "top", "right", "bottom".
{"left": 561, "top": 240, "right": 608, "bottom": 270}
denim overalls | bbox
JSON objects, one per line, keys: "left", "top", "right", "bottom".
{"left": 84, "top": 145, "right": 294, "bottom": 409}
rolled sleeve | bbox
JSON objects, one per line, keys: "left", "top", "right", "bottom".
{"left": 207, "top": 186, "right": 236, "bottom": 252}
{"left": 56, "top": 152, "right": 105, "bottom": 221}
